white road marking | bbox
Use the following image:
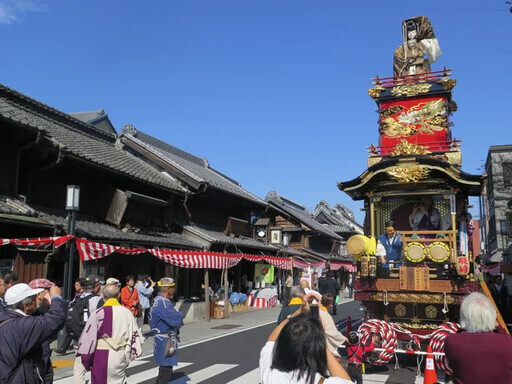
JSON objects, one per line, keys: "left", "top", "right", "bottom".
{"left": 363, "top": 373, "right": 390, "bottom": 383}
{"left": 171, "top": 363, "right": 237, "bottom": 383}
{"left": 127, "top": 362, "right": 192, "bottom": 383}
{"left": 226, "top": 367, "right": 260, "bottom": 383}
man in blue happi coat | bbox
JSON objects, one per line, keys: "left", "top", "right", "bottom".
{"left": 376, "top": 221, "right": 403, "bottom": 274}
{"left": 150, "top": 277, "right": 184, "bottom": 384}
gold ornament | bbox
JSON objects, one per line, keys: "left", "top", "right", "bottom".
{"left": 425, "top": 305, "right": 438, "bottom": 319}
{"left": 394, "top": 304, "right": 407, "bottom": 317}
{"left": 437, "top": 77, "right": 457, "bottom": 91}
{"left": 391, "top": 83, "right": 432, "bottom": 97}
{"left": 380, "top": 105, "right": 405, "bottom": 118}
{"left": 387, "top": 164, "right": 430, "bottom": 183}
{"left": 390, "top": 140, "right": 431, "bottom": 157}
{"left": 371, "top": 292, "right": 456, "bottom": 305}
{"left": 394, "top": 322, "right": 439, "bottom": 330}
{"left": 368, "top": 85, "right": 386, "bottom": 99}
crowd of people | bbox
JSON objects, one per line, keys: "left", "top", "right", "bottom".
{"left": 2, "top": 266, "right": 512, "bottom": 384}
{"left": 0, "top": 272, "right": 183, "bottom": 384}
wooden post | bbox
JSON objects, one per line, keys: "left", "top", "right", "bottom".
{"left": 480, "top": 281, "right": 510, "bottom": 334}
{"left": 204, "top": 268, "right": 210, "bottom": 322}
{"left": 224, "top": 268, "right": 229, "bottom": 318}
{"left": 370, "top": 199, "right": 376, "bottom": 238}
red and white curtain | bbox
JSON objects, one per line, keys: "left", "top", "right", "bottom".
{"left": 0, "top": 235, "right": 72, "bottom": 249}
{"left": 1, "top": 236, "right": 356, "bottom": 272}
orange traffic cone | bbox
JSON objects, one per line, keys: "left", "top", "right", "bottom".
{"left": 423, "top": 345, "right": 438, "bottom": 384}
{"left": 345, "top": 316, "right": 352, "bottom": 335}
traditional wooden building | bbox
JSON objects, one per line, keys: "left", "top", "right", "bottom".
{"left": 117, "top": 125, "right": 279, "bottom": 295}
{"left": 0, "top": 84, "right": 202, "bottom": 283}
{"left": 264, "top": 191, "right": 345, "bottom": 262}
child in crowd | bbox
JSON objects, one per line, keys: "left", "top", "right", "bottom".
{"left": 346, "top": 331, "right": 378, "bottom": 384}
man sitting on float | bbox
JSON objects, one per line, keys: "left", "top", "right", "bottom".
{"left": 375, "top": 221, "right": 403, "bottom": 276}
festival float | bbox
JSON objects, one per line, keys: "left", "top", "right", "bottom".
{"left": 337, "top": 16, "right": 502, "bottom": 372}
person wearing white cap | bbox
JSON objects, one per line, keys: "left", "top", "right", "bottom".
{"left": 0, "top": 283, "right": 66, "bottom": 384}
{"left": 150, "top": 277, "right": 184, "bottom": 384}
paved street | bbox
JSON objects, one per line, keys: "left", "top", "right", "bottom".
{"left": 53, "top": 296, "right": 446, "bottom": 384}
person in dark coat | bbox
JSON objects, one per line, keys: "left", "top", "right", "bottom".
{"left": 325, "top": 271, "right": 339, "bottom": 315}
{"left": 0, "top": 283, "right": 66, "bottom": 384}
{"left": 317, "top": 271, "right": 327, "bottom": 295}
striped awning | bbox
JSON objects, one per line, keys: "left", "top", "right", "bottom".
{"left": 0, "top": 236, "right": 356, "bottom": 272}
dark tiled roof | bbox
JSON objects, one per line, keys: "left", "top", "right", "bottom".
{"left": 120, "top": 125, "right": 265, "bottom": 206}
{"left": 0, "top": 84, "right": 185, "bottom": 193}
{"left": 183, "top": 224, "right": 278, "bottom": 252}
{"left": 37, "top": 209, "right": 200, "bottom": 249}
{"left": 69, "top": 109, "right": 107, "bottom": 124}
{"left": 265, "top": 191, "right": 343, "bottom": 241}
{"left": 0, "top": 196, "right": 38, "bottom": 217}
{"left": 313, "top": 201, "right": 363, "bottom": 234}
{"left": 69, "top": 109, "right": 117, "bottom": 136}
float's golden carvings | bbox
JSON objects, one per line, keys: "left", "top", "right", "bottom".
{"left": 390, "top": 140, "right": 431, "bottom": 157}
{"left": 380, "top": 105, "right": 405, "bottom": 118}
{"left": 387, "top": 164, "right": 429, "bottom": 183}
{"left": 367, "top": 156, "right": 382, "bottom": 167}
{"left": 394, "top": 322, "right": 439, "bottom": 330}
{"left": 368, "top": 85, "right": 386, "bottom": 99}
{"left": 381, "top": 99, "right": 446, "bottom": 137}
{"left": 437, "top": 77, "right": 457, "bottom": 91}
{"left": 425, "top": 305, "right": 438, "bottom": 319}
{"left": 445, "top": 150, "right": 462, "bottom": 166}
{"left": 394, "top": 304, "right": 407, "bottom": 317}
{"left": 371, "top": 292, "right": 456, "bottom": 305}
{"left": 390, "top": 83, "right": 431, "bottom": 97}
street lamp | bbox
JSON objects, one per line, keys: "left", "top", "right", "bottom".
{"left": 65, "top": 185, "right": 80, "bottom": 300}
{"left": 282, "top": 231, "right": 292, "bottom": 304}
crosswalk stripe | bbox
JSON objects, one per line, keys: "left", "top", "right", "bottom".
{"left": 127, "top": 362, "right": 192, "bottom": 383}
{"left": 363, "top": 373, "right": 389, "bottom": 383}
{"left": 225, "top": 367, "right": 260, "bottom": 384}
{"left": 127, "top": 357, "right": 153, "bottom": 368}
{"left": 170, "top": 364, "right": 237, "bottom": 383}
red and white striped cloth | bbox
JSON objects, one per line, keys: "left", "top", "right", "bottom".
{"left": 1, "top": 235, "right": 355, "bottom": 272}
{"left": 252, "top": 295, "right": 278, "bottom": 308}
{"left": 76, "top": 238, "right": 242, "bottom": 269}
{"left": 0, "top": 235, "right": 72, "bottom": 249}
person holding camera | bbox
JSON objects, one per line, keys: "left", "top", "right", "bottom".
{"left": 136, "top": 274, "right": 156, "bottom": 334}
{"left": 260, "top": 292, "right": 352, "bottom": 384}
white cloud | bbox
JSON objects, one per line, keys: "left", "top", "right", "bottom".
{"left": 0, "top": 0, "right": 47, "bottom": 25}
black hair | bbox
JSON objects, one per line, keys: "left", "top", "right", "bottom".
{"left": 384, "top": 220, "right": 394, "bottom": 228}
{"left": 271, "top": 314, "right": 329, "bottom": 384}
{"left": 348, "top": 331, "right": 359, "bottom": 345}
{"left": 3, "top": 272, "right": 18, "bottom": 285}
{"left": 321, "top": 293, "right": 334, "bottom": 308}
{"left": 126, "top": 275, "right": 135, "bottom": 283}
{"left": 137, "top": 274, "right": 146, "bottom": 281}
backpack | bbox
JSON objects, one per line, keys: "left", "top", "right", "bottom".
{"left": 66, "top": 294, "right": 95, "bottom": 340}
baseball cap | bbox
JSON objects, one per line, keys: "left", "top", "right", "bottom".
{"left": 28, "top": 278, "right": 55, "bottom": 290}
{"left": 5, "top": 283, "right": 44, "bottom": 305}
{"left": 106, "top": 277, "right": 120, "bottom": 285}
{"left": 157, "top": 277, "right": 175, "bottom": 287}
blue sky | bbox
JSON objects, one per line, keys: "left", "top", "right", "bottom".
{"left": 1, "top": 0, "right": 511, "bottom": 224}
